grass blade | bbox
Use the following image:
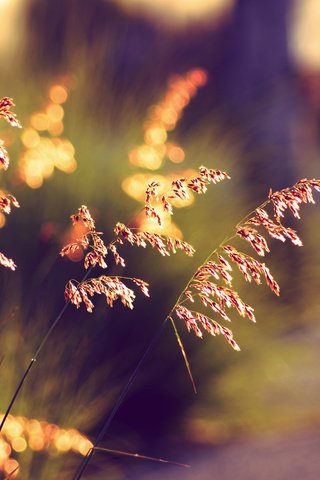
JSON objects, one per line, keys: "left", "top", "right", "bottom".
{"left": 169, "top": 316, "right": 197, "bottom": 394}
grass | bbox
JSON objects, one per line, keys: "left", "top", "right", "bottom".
{"left": 0, "top": 51, "right": 319, "bottom": 479}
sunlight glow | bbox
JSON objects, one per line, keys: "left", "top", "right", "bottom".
{"left": 117, "top": 0, "right": 235, "bottom": 25}
{"left": 290, "top": 0, "right": 320, "bottom": 70}
{"left": 0, "top": 0, "right": 24, "bottom": 59}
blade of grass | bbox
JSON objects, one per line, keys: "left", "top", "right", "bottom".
{"left": 169, "top": 316, "right": 197, "bottom": 394}
{"left": 94, "top": 446, "right": 190, "bottom": 468}
{"left": 0, "top": 266, "right": 93, "bottom": 433}
{"left": 72, "top": 316, "right": 169, "bottom": 480}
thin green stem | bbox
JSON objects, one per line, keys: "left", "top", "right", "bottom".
{"left": 72, "top": 316, "right": 169, "bottom": 480}
{"left": 170, "top": 316, "right": 197, "bottom": 393}
{"left": 93, "top": 446, "right": 190, "bottom": 468}
{"left": 0, "top": 266, "right": 93, "bottom": 434}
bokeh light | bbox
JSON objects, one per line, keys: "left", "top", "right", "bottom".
{"left": 124, "top": 69, "right": 207, "bottom": 235}
{"left": 290, "top": 0, "right": 320, "bottom": 70}
{"left": 17, "top": 80, "right": 77, "bottom": 188}
{"left": 0, "top": 412, "right": 93, "bottom": 478}
{"left": 127, "top": 68, "right": 207, "bottom": 171}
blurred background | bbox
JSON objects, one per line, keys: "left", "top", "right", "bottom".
{"left": 0, "top": 0, "right": 320, "bottom": 478}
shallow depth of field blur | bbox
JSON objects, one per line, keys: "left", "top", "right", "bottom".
{"left": 0, "top": 0, "right": 320, "bottom": 478}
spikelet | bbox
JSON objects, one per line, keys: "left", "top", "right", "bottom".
{"left": 145, "top": 181, "right": 162, "bottom": 226}
{"left": 108, "top": 244, "right": 125, "bottom": 267}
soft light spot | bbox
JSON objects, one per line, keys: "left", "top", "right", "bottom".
{"left": 28, "top": 435, "right": 45, "bottom": 451}
{"left": 49, "top": 85, "right": 68, "bottom": 104}
{"left": 145, "top": 126, "right": 167, "bottom": 145}
{"left": 11, "top": 437, "right": 27, "bottom": 453}
{"left": 0, "top": 439, "right": 11, "bottom": 459}
{"left": 166, "top": 144, "right": 185, "bottom": 163}
{"left": 46, "top": 103, "right": 64, "bottom": 122}
{"left": 30, "top": 113, "right": 50, "bottom": 131}
{"left": 0, "top": 212, "right": 6, "bottom": 228}
{"left": 21, "top": 128, "right": 40, "bottom": 148}
{"left": 3, "top": 458, "right": 19, "bottom": 477}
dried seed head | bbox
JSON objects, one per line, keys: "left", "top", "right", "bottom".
{"left": 0, "top": 194, "right": 20, "bottom": 215}
{"left": 114, "top": 222, "right": 195, "bottom": 257}
{"left": 269, "top": 178, "right": 320, "bottom": 222}
{"left": 109, "top": 244, "right": 126, "bottom": 267}
{"left": 195, "top": 258, "right": 233, "bottom": 285}
{"left": 237, "top": 226, "right": 269, "bottom": 256}
{"left": 175, "top": 305, "right": 240, "bottom": 351}
{"left": 131, "top": 278, "right": 150, "bottom": 297}
{"left": 144, "top": 165, "right": 230, "bottom": 225}
{"left": 0, "top": 97, "right": 21, "bottom": 128}
{"left": 0, "top": 140, "right": 9, "bottom": 170}
{"left": 0, "top": 252, "right": 16, "bottom": 270}
{"left": 71, "top": 205, "right": 96, "bottom": 231}
{"left": 65, "top": 277, "right": 137, "bottom": 312}
{"left": 0, "top": 97, "right": 20, "bottom": 271}
{"left": 61, "top": 206, "right": 108, "bottom": 270}
{"left": 174, "top": 177, "right": 319, "bottom": 352}
{"left": 190, "top": 279, "right": 256, "bottom": 323}
{"left": 248, "top": 208, "right": 302, "bottom": 246}
{"left": 223, "top": 245, "right": 280, "bottom": 295}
